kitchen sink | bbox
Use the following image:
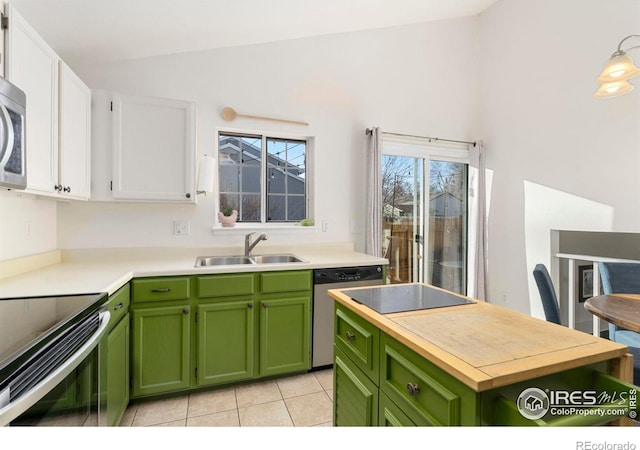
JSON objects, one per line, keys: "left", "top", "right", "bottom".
{"left": 194, "top": 254, "right": 307, "bottom": 267}
{"left": 194, "top": 256, "right": 255, "bottom": 267}
{"left": 251, "top": 254, "right": 307, "bottom": 264}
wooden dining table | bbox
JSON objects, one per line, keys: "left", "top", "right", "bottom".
{"left": 584, "top": 293, "right": 640, "bottom": 333}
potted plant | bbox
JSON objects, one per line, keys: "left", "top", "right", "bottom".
{"left": 217, "top": 206, "right": 238, "bottom": 228}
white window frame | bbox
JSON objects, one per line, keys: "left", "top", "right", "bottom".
{"left": 215, "top": 127, "right": 314, "bottom": 229}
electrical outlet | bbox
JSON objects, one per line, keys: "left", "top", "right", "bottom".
{"left": 174, "top": 220, "right": 190, "bottom": 235}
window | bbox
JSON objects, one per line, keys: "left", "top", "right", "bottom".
{"left": 218, "top": 132, "right": 308, "bottom": 223}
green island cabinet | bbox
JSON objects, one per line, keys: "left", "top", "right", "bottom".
{"left": 106, "top": 283, "right": 131, "bottom": 426}
{"left": 130, "top": 270, "right": 312, "bottom": 399}
{"left": 333, "top": 300, "right": 637, "bottom": 427}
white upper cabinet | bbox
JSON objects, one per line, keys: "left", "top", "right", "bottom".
{"left": 58, "top": 62, "right": 91, "bottom": 199}
{"left": 5, "top": 3, "right": 59, "bottom": 195}
{"left": 111, "top": 93, "right": 197, "bottom": 203}
{"left": 4, "top": 4, "right": 91, "bottom": 200}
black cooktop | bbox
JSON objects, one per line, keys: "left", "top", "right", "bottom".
{"left": 342, "top": 284, "right": 474, "bottom": 314}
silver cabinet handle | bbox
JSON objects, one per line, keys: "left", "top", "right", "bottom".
{"left": 183, "top": 307, "right": 189, "bottom": 315}
{"left": 113, "top": 302, "right": 124, "bottom": 310}
{"left": 247, "top": 303, "right": 253, "bottom": 309}
{"left": 151, "top": 288, "right": 171, "bottom": 293}
{"left": 346, "top": 332, "right": 355, "bottom": 341}
{"left": 406, "top": 383, "right": 420, "bottom": 397}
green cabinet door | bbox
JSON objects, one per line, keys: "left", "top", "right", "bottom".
{"left": 197, "top": 301, "right": 255, "bottom": 386}
{"left": 107, "top": 312, "right": 130, "bottom": 426}
{"left": 379, "top": 392, "right": 415, "bottom": 426}
{"left": 259, "top": 295, "right": 311, "bottom": 377}
{"left": 131, "top": 304, "right": 191, "bottom": 398}
{"left": 333, "top": 346, "right": 379, "bottom": 426}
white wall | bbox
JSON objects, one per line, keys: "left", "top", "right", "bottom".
{"left": 479, "top": 0, "right": 640, "bottom": 314}
{"left": 57, "top": 18, "right": 481, "bottom": 251}
{"left": 0, "top": 191, "right": 57, "bottom": 260}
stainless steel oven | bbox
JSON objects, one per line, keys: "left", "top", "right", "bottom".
{"left": 0, "top": 76, "right": 26, "bottom": 190}
{"left": 0, "top": 293, "right": 110, "bottom": 426}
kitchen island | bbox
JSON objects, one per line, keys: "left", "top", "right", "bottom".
{"left": 329, "top": 283, "right": 636, "bottom": 426}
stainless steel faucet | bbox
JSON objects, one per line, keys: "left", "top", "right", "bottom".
{"left": 245, "top": 232, "right": 267, "bottom": 256}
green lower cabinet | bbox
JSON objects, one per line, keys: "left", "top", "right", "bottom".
{"left": 379, "top": 333, "right": 478, "bottom": 426}
{"left": 107, "top": 312, "right": 130, "bottom": 426}
{"left": 196, "top": 300, "right": 255, "bottom": 386}
{"left": 259, "top": 295, "right": 311, "bottom": 377}
{"left": 379, "top": 392, "right": 415, "bottom": 426}
{"left": 128, "top": 271, "right": 312, "bottom": 399}
{"left": 334, "top": 303, "right": 379, "bottom": 384}
{"left": 260, "top": 270, "right": 312, "bottom": 294}
{"left": 333, "top": 346, "right": 379, "bottom": 426}
{"left": 131, "top": 304, "right": 191, "bottom": 398}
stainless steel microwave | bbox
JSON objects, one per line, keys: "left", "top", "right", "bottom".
{"left": 0, "top": 77, "right": 26, "bottom": 190}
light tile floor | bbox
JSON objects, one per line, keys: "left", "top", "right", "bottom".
{"left": 119, "top": 368, "right": 334, "bottom": 427}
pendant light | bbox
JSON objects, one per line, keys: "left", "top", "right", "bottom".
{"left": 594, "top": 79, "right": 634, "bottom": 98}
{"left": 594, "top": 35, "right": 640, "bottom": 98}
{"left": 597, "top": 53, "right": 640, "bottom": 83}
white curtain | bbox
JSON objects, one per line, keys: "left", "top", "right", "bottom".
{"left": 468, "top": 140, "right": 488, "bottom": 300}
{"left": 365, "top": 127, "right": 382, "bottom": 257}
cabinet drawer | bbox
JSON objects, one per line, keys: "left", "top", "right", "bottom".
{"left": 379, "top": 392, "right": 416, "bottom": 426}
{"left": 107, "top": 283, "right": 130, "bottom": 331}
{"left": 132, "top": 277, "right": 190, "bottom": 303}
{"left": 260, "top": 270, "right": 311, "bottom": 294}
{"left": 197, "top": 274, "right": 255, "bottom": 298}
{"left": 334, "top": 346, "right": 379, "bottom": 426}
{"left": 334, "top": 304, "right": 379, "bottom": 384}
{"left": 380, "top": 333, "right": 475, "bottom": 426}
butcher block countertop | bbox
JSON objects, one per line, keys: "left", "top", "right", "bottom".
{"left": 328, "top": 283, "right": 631, "bottom": 392}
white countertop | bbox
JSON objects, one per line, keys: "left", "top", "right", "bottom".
{"left": 0, "top": 243, "right": 388, "bottom": 297}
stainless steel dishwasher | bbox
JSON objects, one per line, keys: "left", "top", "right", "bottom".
{"left": 312, "top": 265, "right": 384, "bottom": 368}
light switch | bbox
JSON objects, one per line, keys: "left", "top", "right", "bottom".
{"left": 174, "top": 220, "right": 190, "bottom": 235}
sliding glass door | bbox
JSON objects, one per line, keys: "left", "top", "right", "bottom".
{"left": 427, "top": 160, "right": 468, "bottom": 294}
{"left": 382, "top": 155, "right": 424, "bottom": 284}
{"left": 382, "top": 140, "right": 469, "bottom": 294}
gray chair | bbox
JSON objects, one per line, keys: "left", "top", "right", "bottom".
{"left": 598, "top": 262, "right": 640, "bottom": 347}
{"left": 532, "top": 264, "right": 561, "bottom": 325}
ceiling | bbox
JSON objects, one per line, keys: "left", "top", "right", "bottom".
{"left": 9, "top": 0, "right": 500, "bottom": 67}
